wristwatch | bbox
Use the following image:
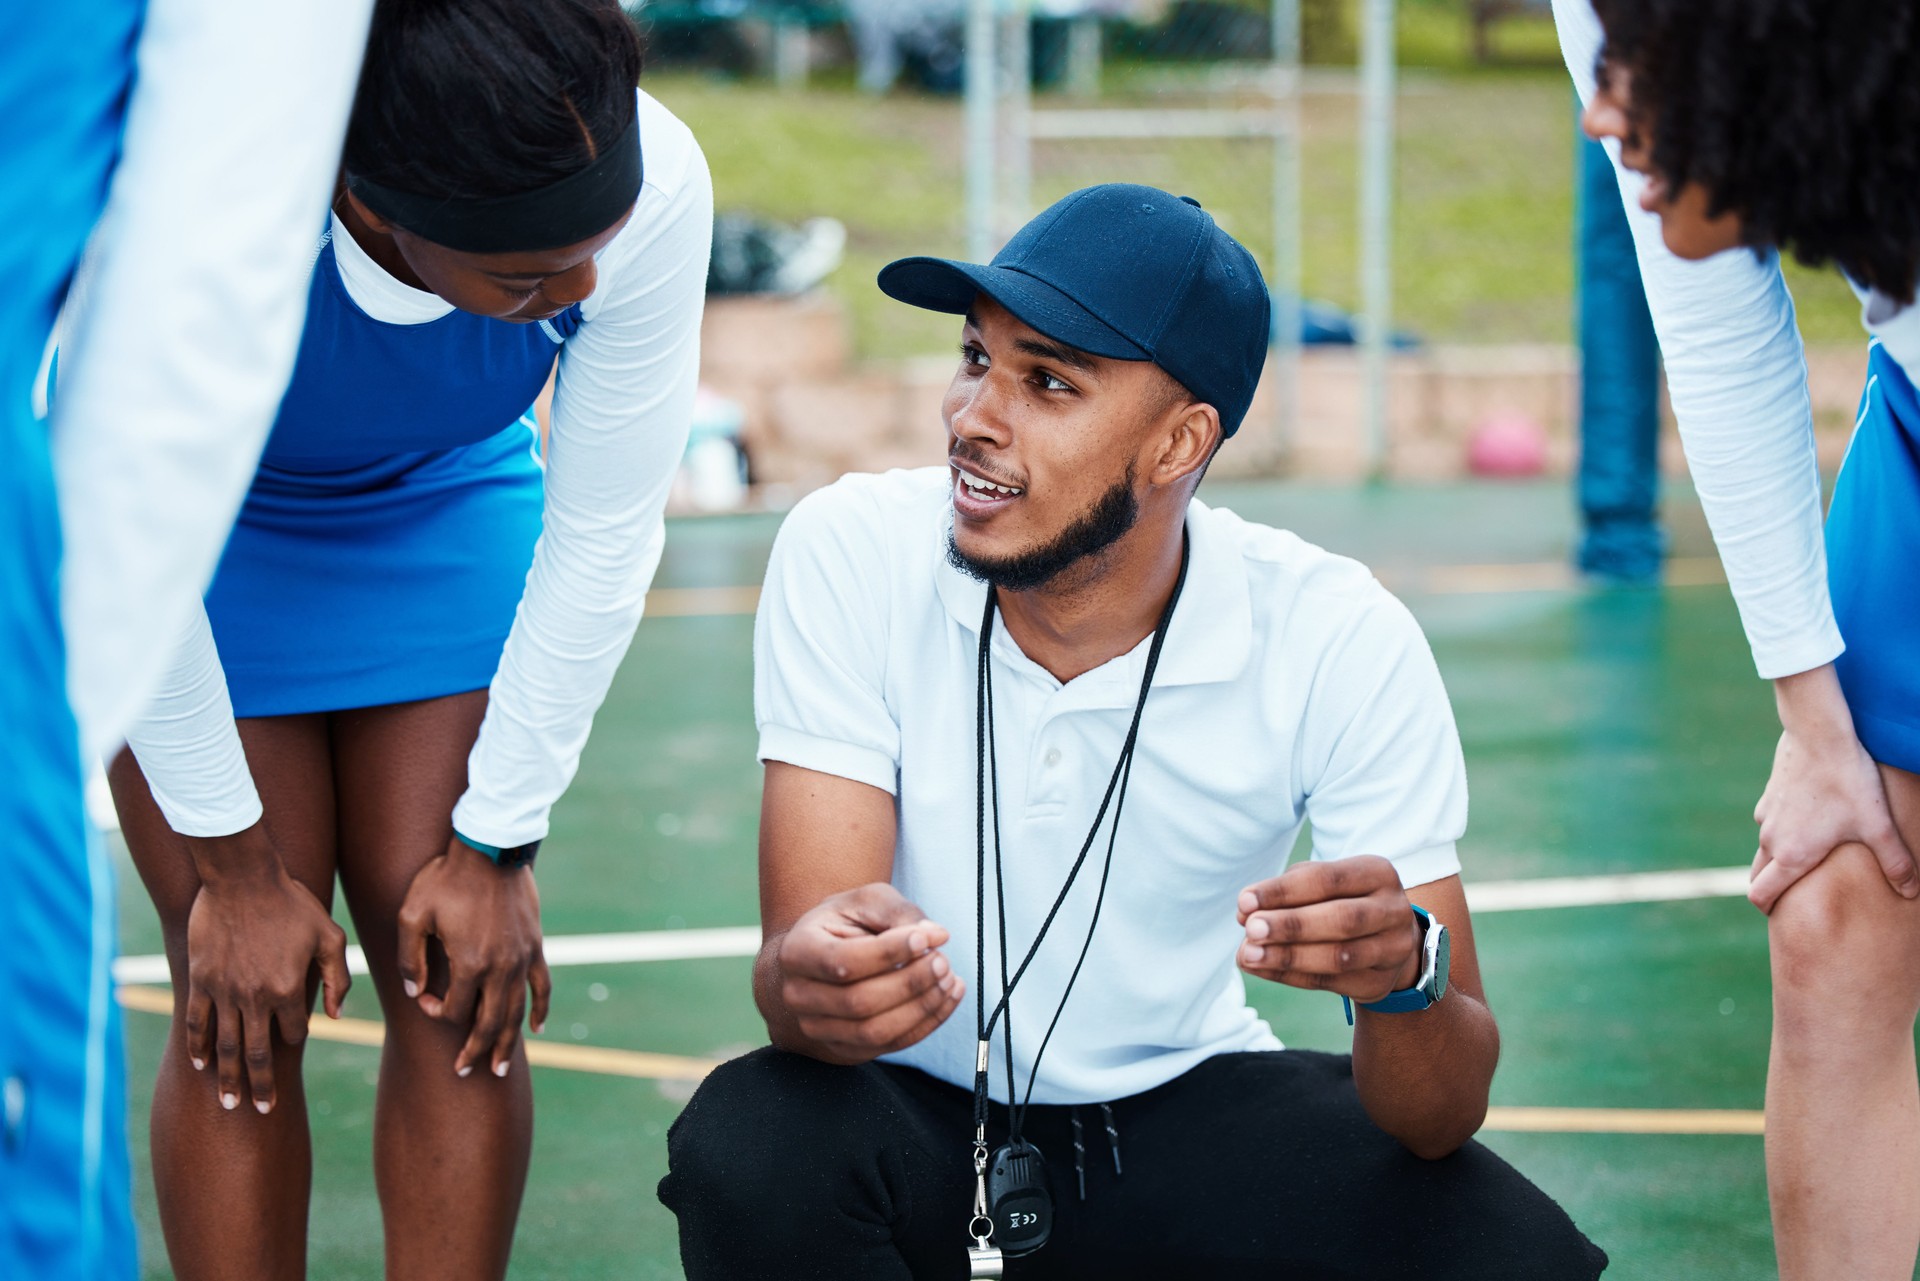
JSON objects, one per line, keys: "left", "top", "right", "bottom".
{"left": 453, "top": 830, "right": 541, "bottom": 870}
{"left": 1342, "top": 904, "right": 1448, "bottom": 1024}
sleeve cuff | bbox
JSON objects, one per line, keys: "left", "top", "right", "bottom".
{"left": 156, "top": 794, "right": 265, "bottom": 841}
{"left": 1750, "top": 625, "right": 1846, "bottom": 682}
{"left": 758, "top": 724, "right": 898, "bottom": 795}
{"left": 1385, "top": 841, "right": 1462, "bottom": 893}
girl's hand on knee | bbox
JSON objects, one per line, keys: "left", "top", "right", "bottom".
{"left": 395, "top": 838, "right": 549, "bottom": 1079}
{"left": 1751, "top": 666, "right": 1918, "bottom": 914}
{"left": 183, "top": 823, "right": 351, "bottom": 1116}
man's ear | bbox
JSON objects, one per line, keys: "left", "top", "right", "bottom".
{"left": 1151, "top": 403, "right": 1222, "bottom": 488}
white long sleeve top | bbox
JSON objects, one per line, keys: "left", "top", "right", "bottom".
{"left": 1556, "top": 0, "right": 1920, "bottom": 680}
{"left": 125, "top": 89, "right": 713, "bottom": 847}
{"left": 50, "top": 0, "right": 374, "bottom": 764}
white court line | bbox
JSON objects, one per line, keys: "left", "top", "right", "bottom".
{"left": 111, "top": 866, "right": 1750, "bottom": 985}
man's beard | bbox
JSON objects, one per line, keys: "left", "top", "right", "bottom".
{"left": 947, "top": 464, "right": 1139, "bottom": 592}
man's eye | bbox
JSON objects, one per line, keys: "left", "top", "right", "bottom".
{"left": 960, "top": 344, "right": 988, "bottom": 368}
{"left": 1039, "top": 372, "right": 1071, "bottom": 392}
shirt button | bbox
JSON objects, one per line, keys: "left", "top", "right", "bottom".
{"left": 1044, "top": 748, "right": 1062, "bottom": 768}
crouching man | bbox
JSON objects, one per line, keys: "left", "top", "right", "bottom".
{"left": 659, "top": 184, "right": 1607, "bottom": 1279}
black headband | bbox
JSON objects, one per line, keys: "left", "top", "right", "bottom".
{"left": 347, "top": 114, "right": 643, "bottom": 254}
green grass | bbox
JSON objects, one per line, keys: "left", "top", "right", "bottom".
{"left": 653, "top": 64, "right": 1864, "bottom": 361}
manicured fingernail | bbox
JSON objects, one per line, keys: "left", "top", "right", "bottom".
{"left": 1240, "top": 945, "right": 1262, "bottom": 966}
{"left": 404, "top": 980, "right": 419, "bottom": 998}
{"left": 255, "top": 1100, "right": 272, "bottom": 1115}
{"left": 1238, "top": 891, "right": 1258, "bottom": 913}
{"left": 909, "top": 931, "right": 928, "bottom": 954}
{"left": 457, "top": 1065, "right": 472, "bottom": 1079}
{"left": 494, "top": 1061, "right": 510, "bottom": 1078}
{"left": 221, "top": 1093, "right": 237, "bottom": 1111}
{"left": 932, "top": 954, "right": 951, "bottom": 979}
{"left": 191, "top": 1057, "right": 205, "bottom": 1071}
{"left": 1246, "top": 917, "right": 1269, "bottom": 940}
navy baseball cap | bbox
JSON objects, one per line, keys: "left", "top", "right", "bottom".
{"left": 878, "top": 183, "right": 1271, "bottom": 436}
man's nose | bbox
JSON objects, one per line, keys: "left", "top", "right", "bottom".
{"left": 950, "top": 370, "right": 1015, "bottom": 447}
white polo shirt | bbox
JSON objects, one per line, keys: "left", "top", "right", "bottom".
{"left": 755, "top": 467, "right": 1468, "bottom": 1105}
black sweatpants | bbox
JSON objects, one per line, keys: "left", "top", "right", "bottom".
{"left": 659, "top": 1047, "right": 1608, "bottom": 1280}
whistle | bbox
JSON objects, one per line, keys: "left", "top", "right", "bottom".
{"left": 967, "top": 1243, "right": 1005, "bottom": 1278}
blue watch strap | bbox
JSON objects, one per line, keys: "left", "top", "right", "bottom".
{"left": 454, "top": 831, "right": 505, "bottom": 861}
{"left": 1341, "top": 905, "right": 1436, "bottom": 1025}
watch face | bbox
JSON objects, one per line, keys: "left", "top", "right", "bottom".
{"left": 1429, "top": 925, "right": 1450, "bottom": 1001}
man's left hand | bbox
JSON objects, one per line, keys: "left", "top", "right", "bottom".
{"left": 1236, "top": 856, "right": 1422, "bottom": 1002}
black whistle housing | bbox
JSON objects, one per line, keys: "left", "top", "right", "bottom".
{"left": 988, "top": 1140, "right": 1054, "bottom": 1256}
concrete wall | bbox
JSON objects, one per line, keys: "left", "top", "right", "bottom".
{"left": 701, "top": 293, "right": 1872, "bottom": 493}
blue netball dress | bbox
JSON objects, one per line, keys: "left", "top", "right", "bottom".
{"left": 1827, "top": 341, "right": 1920, "bottom": 773}
{"left": 203, "top": 227, "right": 580, "bottom": 718}
{"left": 1, "top": 1, "right": 142, "bottom": 1275}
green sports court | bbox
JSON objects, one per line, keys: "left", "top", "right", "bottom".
{"left": 111, "top": 477, "right": 1814, "bottom": 1278}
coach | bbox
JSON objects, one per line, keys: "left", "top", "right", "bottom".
{"left": 660, "top": 184, "right": 1606, "bottom": 1278}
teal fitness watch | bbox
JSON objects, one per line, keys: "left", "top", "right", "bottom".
{"left": 454, "top": 831, "right": 541, "bottom": 871}
{"left": 1342, "top": 904, "right": 1449, "bottom": 1025}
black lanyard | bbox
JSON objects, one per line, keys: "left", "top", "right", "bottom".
{"left": 966, "top": 535, "right": 1190, "bottom": 1259}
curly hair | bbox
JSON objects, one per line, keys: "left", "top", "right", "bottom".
{"left": 1592, "top": 0, "right": 1920, "bottom": 304}
{"left": 344, "top": 0, "right": 642, "bottom": 203}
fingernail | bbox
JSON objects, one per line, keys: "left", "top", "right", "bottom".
{"left": 255, "top": 1100, "right": 272, "bottom": 1115}
{"left": 221, "top": 1093, "right": 238, "bottom": 1111}
{"left": 909, "top": 930, "right": 928, "bottom": 954}
{"left": 457, "top": 1065, "right": 472, "bottom": 1079}
{"left": 404, "top": 980, "right": 419, "bottom": 998}
{"left": 940, "top": 975, "right": 958, "bottom": 995}
{"left": 191, "top": 1057, "right": 205, "bottom": 1071}
{"left": 1240, "top": 945, "right": 1262, "bottom": 966}
{"left": 494, "top": 1061, "right": 510, "bottom": 1078}
{"left": 1238, "top": 891, "right": 1258, "bottom": 913}
{"left": 932, "top": 954, "right": 951, "bottom": 979}
{"left": 533, "top": 1022, "right": 545, "bottom": 1035}
{"left": 1246, "top": 917, "right": 1269, "bottom": 940}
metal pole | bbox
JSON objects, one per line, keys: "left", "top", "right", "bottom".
{"left": 1002, "top": 0, "right": 1033, "bottom": 237}
{"left": 966, "top": 0, "right": 998, "bottom": 261}
{"left": 1270, "top": 0, "right": 1301, "bottom": 470}
{"left": 1357, "top": 0, "right": 1395, "bottom": 480}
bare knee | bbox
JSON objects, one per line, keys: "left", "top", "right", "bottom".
{"left": 1771, "top": 843, "right": 1920, "bottom": 1022}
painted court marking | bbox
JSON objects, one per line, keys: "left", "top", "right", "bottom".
{"left": 109, "top": 986, "right": 1764, "bottom": 1131}
{"left": 639, "top": 555, "right": 1730, "bottom": 621}
{"left": 111, "top": 866, "right": 1750, "bottom": 986}
{"left": 113, "top": 864, "right": 1769, "bottom": 1132}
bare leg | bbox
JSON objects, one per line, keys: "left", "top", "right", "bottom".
{"left": 112, "top": 716, "right": 337, "bottom": 1281}
{"left": 330, "top": 692, "right": 531, "bottom": 1281}
{"left": 1767, "top": 764, "right": 1920, "bottom": 1280}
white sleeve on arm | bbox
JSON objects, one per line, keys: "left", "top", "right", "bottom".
{"left": 450, "top": 113, "right": 714, "bottom": 849}
{"left": 122, "top": 604, "right": 264, "bottom": 838}
{"left": 752, "top": 485, "right": 902, "bottom": 795}
{"left": 1555, "top": 0, "right": 1841, "bottom": 680}
{"left": 51, "top": 0, "right": 374, "bottom": 764}
{"left": 1299, "top": 593, "right": 1468, "bottom": 892}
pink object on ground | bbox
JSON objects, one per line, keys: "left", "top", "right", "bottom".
{"left": 1466, "top": 413, "right": 1548, "bottom": 478}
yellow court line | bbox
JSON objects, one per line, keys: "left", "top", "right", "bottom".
{"left": 645, "top": 585, "right": 761, "bottom": 618}
{"left": 641, "top": 559, "right": 1728, "bottom": 620}
{"left": 1482, "top": 1106, "right": 1763, "bottom": 1136}
{"left": 116, "top": 985, "right": 720, "bottom": 1083}
{"left": 117, "top": 986, "right": 1760, "bottom": 1131}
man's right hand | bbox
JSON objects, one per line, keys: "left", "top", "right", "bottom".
{"left": 771, "top": 883, "right": 965, "bottom": 1065}
{"left": 183, "top": 824, "right": 350, "bottom": 1115}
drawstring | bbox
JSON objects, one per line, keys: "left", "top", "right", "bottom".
{"left": 1099, "top": 1102, "right": 1123, "bottom": 1176}
{"left": 1067, "top": 1104, "right": 1123, "bottom": 1202}
{"left": 1070, "top": 1109, "right": 1088, "bottom": 1201}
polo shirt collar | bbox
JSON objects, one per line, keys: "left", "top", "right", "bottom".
{"left": 931, "top": 496, "right": 1253, "bottom": 690}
